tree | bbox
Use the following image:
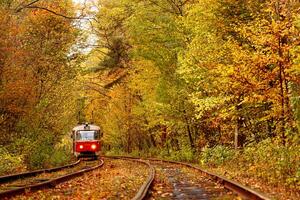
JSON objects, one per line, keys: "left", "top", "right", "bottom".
{"left": 0, "top": 0, "right": 82, "bottom": 168}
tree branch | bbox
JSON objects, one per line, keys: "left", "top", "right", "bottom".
{"left": 15, "top": 0, "right": 40, "bottom": 12}
{"left": 22, "top": 5, "right": 81, "bottom": 19}
{"left": 15, "top": 1, "right": 93, "bottom": 21}
{"left": 84, "top": 85, "right": 112, "bottom": 99}
{"left": 147, "top": 0, "right": 178, "bottom": 15}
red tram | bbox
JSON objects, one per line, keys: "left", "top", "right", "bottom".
{"left": 71, "top": 123, "right": 102, "bottom": 159}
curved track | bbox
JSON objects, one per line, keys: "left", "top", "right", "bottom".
{"left": 0, "top": 159, "right": 104, "bottom": 199}
{"left": 148, "top": 158, "right": 271, "bottom": 200}
{"left": 0, "top": 156, "right": 272, "bottom": 199}
{"left": 105, "top": 156, "right": 271, "bottom": 200}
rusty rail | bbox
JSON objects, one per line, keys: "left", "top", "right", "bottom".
{"left": 0, "top": 159, "right": 104, "bottom": 199}
{"left": 104, "top": 156, "right": 155, "bottom": 200}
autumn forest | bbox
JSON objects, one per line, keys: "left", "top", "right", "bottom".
{"left": 0, "top": 0, "right": 299, "bottom": 198}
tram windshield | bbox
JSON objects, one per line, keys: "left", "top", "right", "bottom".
{"left": 76, "top": 130, "right": 99, "bottom": 141}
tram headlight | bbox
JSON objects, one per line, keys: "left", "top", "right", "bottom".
{"left": 91, "top": 144, "right": 97, "bottom": 150}
{"left": 79, "top": 145, "right": 84, "bottom": 149}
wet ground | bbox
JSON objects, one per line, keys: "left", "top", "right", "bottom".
{"left": 148, "top": 161, "right": 239, "bottom": 200}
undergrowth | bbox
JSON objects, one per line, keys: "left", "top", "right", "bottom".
{"left": 105, "top": 139, "right": 300, "bottom": 191}
{"left": 1, "top": 135, "right": 73, "bottom": 174}
{"left": 0, "top": 147, "right": 23, "bottom": 175}
{"left": 198, "top": 139, "right": 300, "bottom": 190}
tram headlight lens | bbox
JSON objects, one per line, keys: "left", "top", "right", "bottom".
{"left": 91, "top": 144, "right": 97, "bottom": 150}
{"left": 79, "top": 145, "right": 84, "bottom": 149}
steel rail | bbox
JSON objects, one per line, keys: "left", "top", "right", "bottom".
{"left": 147, "top": 158, "right": 272, "bottom": 200}
{"left": 103, "top": 156, "right": 155, "bottom": 200}
{"left": 0, "top": 159, "right": 81, "bottom": 184}
{"left": 0, "top": 159, "right": 104, "bottom": 199}
{"left": 106, "top": 156, "right": 272, "bottom": 200}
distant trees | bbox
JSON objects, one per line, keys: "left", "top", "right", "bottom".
{"left": 1, "top": 0, "right": 298, "bottom": 166}
{"left": 81, "top": 0, "right": 300, "bottom": 153}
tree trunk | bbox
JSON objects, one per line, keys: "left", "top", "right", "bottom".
{"left": 186, "top": 124, "right": 195, "bottom": 150}
{"left": 150, "top": 134, "right": 156, "bottom": 147}
{"left": 278, "top": 30, "right": 286, "bottom": 146}
{"left": 234, "top": 122, "right": 239, "bottom": 150}
{"left": 161, "top": 126, "right": 167, "bottom": 148}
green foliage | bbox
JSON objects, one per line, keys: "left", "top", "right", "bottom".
{"left": 26, "top": 135, "right": 72, "bottom": 169}
{"left": 199, "top": 145, "right": 236, "bottom": 166}
{"left": 201, "top": 140, "right": 300, "bottom": 189}
{"left": 26, "top": 134, "right": 54, "bottom": 169}
{"left": 0, "top": 0, "right": 13, "bottom": 7}
{"left": 91, "top": 0, "right": 300, "bottom": 161}
{"left": 0, "top": 147, "right": 23, "bottom": 175}
{"left": 104, "top": 148, "right": 127, "bottom": 157}
{"left": 241, "top": 139, "right": 300, "bottom": 188}
{"left": 3, "top": 0, "right": 294, "bottom": 193}
{"left": 7, "top": 136, "right": 32, "bottom": 155}
{"left": 167, "top": 145, "right": 196, "bottom": 162}
{"left": 48, "top": 146, "right": 72, "bottom": 167}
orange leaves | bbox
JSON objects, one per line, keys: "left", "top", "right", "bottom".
{"left": 1, "top": 80, "right": 35, "bottom": 113}
{"left": 0, "top": 0, "right": 81, "bottom": 146}
{"left": 13, "top": 159, "right": 149, "bottom": 200}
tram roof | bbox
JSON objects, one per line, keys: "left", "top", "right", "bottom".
{"left": 72, "top": 124, "right": 100, "bottom": 131}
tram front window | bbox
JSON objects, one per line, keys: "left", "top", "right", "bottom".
{"left": 76, "top": 131, "right": 99, "bottom": 141}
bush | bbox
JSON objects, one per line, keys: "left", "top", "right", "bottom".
{"left": 199, "top": 145, "right": 235, "bottom": 166}
{"left": 199, "top": 139, "right": 300, "bottom": 189}
{"left": 26, "top": 134, "right": 72, "bottom": 169}
{"left": 49, "top": 146, "right": 72, "bottom": 167}
{"left": 168, "top": 145, "right": 196, "bottom": 162}
{"left": 104, "top": 148, "right": 127, "bottom": 156}
{"left": 241, "top": 139, "right": 300, "bottom": 188}
{"left": 27, "top": 140, "right": 53, "bottom": 169}
{"left": 0, "top": 147, "right": 23, "bottom": 175}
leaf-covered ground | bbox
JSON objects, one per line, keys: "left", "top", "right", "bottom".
{"left": 12, "top": 158, "right": 149, "bottom": 200}
{"left": 206, "top": 166, "right": 300, "bottom": 200}
{"left": 148, "top": 161, "right": 238, "bottom": 200}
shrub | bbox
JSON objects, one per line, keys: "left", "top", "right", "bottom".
{"left": 199, "top": 145, "right": 235, "bottom": 166}
{"left": 0, "top": 147, "right": 23, "bottom": 175}
{"left": 168, "top": 145, "right": 196, "bottom": 162}
{"left": 104, "top": 148, "right": 126, "bottom": 156}
{"left": 27, "top": 141, "right": 53, "bottom": 169}
{"left": 49, "top": 146, "right": 72, "bottom": 167}
{"left": 199, "top": 139, "right": 300, "bottom": 189}
{"left": 27, "top": 135, "right": 75, "bottom": 169}
{"left": 241, "top": 139, "right": 300, "bottom": 188}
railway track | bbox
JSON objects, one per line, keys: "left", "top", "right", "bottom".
{"left": 0, "top": 156, "right": 272, "bottom": 199}
{"left": 104, "top": 156, "right": 155, "bottom": 200}
{"left": 105, "top": 156, "right": 272, "bottom": 200}
{"left": 0, "top": 160, "right": 81, "bottom": 184}
{"left": 0, "top": 159, "right": 104, "bottom": 199}
{"left": 148, "top": 158, "right": 272, "bottom": 200}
